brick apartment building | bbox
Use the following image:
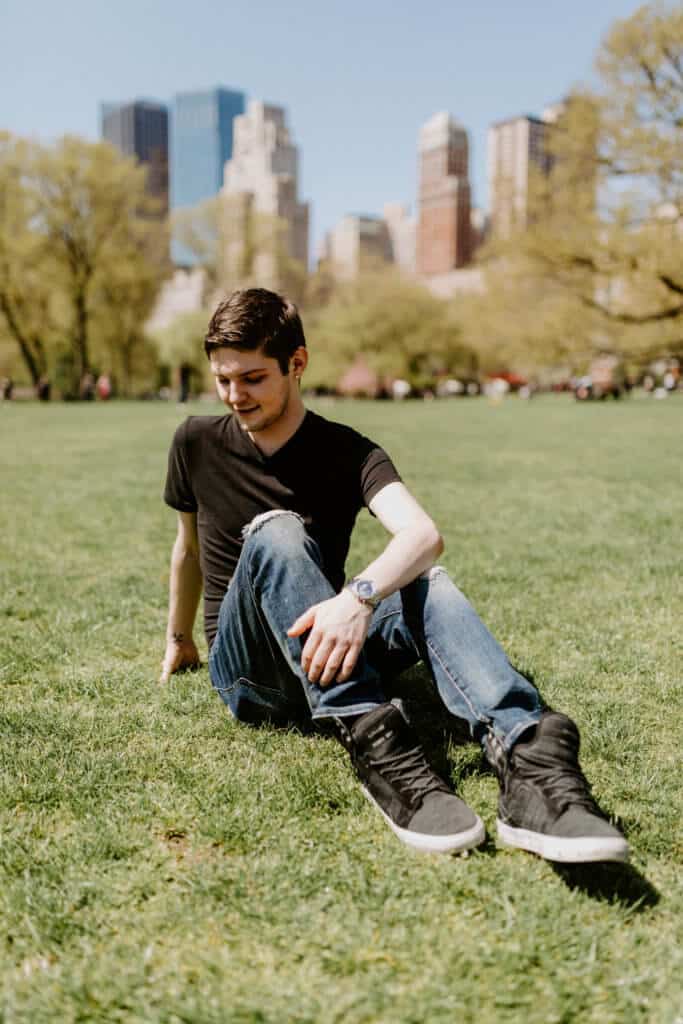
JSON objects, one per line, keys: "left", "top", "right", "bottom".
{"left": 417, "top": 112, "right": 472, "bottom": 275}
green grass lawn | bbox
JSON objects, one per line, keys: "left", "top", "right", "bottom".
{"left": 1, "top": 395, "right": 681, "bottom": 1024}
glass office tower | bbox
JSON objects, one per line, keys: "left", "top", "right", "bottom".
{"left": 101, "top": 100, "right": 169, "bottom": 212}
{"left": 170, "top": 87, "right": 246, "bottom": 264}
{"left": 171, "top": 87, "right": 246, "bottom": 211}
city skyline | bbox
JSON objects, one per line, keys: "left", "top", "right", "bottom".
{"left": 1, "top": 0, "right": 646, "bottom": 253}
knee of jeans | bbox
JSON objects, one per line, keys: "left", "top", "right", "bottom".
{"left": 417, "top": 565, "right": 466, "bottom": 603}
{"left": 417, "top": 565, "right": 454, "bottom": 593}
{"left": 241, "top": 509, "right": 307, "bottom": 559}
{"left": 418, "top": 564, "right": 448, "bottom": 582}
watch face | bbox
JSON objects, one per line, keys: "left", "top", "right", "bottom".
{"left": 357, "top": 580, "right": 374, "bottom": 599}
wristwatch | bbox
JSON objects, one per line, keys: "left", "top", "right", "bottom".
{"left": 345, "top": 577, "right": 381, "bottom": 610}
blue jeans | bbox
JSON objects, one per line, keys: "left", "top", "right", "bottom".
{"left": 208, "top": 511, "right": 543, "bottom": 752}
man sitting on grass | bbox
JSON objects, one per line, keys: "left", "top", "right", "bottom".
{"left": 160, "top": 287, "right": 628, "bottom": 864}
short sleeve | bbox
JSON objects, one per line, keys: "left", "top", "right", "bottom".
{"left": 360, "top": 446, "right": 402, "bottom": 507}
{"left": 164, "top": 419, "right": 197, "bottom": 513}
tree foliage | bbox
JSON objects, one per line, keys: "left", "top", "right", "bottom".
{"left": 482, "top": 2, "right": 683, "bottom": 367}
{"left": 0, "top": 134, "right": 55, "bottom": 385}
{"left": 453, "top": 260, "right": 616, "bottom": 376}
{"left": 170, "top": 197, "right": 224, "bottom": 300}
{"left": 307, "top": 271, "right": 474, "bottom": 390}
{"left": 171, "top": 195, "right": 307, "bottom": 308}
{"left": 0, "top": 134, "right": 169, "bottom": 393}
{"left": 150, "top": 309, "right": 209, "bottom": 374}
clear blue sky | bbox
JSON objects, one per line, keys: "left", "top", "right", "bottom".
{"left": 1, "top": 0, "right": 644, "bottom": 254}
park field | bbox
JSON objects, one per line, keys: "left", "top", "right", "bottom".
{"left": 1, "top": 394, "right": 682, "bottom": 1024}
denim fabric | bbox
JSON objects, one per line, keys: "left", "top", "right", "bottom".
{"left": 208, "top": 511, "right": 543, "bottom": 750}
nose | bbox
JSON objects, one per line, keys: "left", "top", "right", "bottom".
{"left": 228, "top": 380, "right": 246, "bottom": 405}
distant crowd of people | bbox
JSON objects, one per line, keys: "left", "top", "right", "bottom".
{"left": 77, "top": 372, "right": 113, "bottom": 401}
{"left": 1, "top": 359, "right": 681, "bottom": 405}
{"left": 0, "top": 372, "right": 113, "bottom": 403}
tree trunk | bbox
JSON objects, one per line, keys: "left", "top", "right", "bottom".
{"left": 0, "top": 294, "right": 45, "bottom": 386}
{"left": 121, "top": 337, "right": 134, "bottom": 398}
{"left": 73, "top": 286, "right": 90, "bottom": 392}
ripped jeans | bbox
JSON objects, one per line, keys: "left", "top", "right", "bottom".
{"left": 208, "top": 511, "right": 543, "bottom": 752}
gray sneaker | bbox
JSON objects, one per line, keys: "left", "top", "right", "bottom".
{"left": 492, "top": 712, "right": 629, "bottom": 863}
{"left": 340, "top": 703, "right": 486, "bottom": 854}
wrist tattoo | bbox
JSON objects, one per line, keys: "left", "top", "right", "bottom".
{"left": 172, "top": 632, "right": 185, "bottom": 644}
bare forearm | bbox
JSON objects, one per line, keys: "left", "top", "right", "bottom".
{"left": 166, "top": 540, "right": 202, "bottom": 640}
{"left": 358, "top": 523, "right": 443, "bottom": 598}
{"left": 290, "top": 483, "right": 444, "bottom": 687}
{"left": 289, "top": 522, "right": 443, "bottom": 687}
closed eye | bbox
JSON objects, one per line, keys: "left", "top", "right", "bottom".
{"left": 217, "top": 374, "right": 266, "bottom": 386}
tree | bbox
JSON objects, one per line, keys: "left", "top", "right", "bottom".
{"left": 95, "top": 254, "right": 168, "bottom": 396}
{"left": 309, "top": 271, "right": 474, "bottom": 391}
{"left": 172, "top": 193, "right": 308, "bottom": 307}
{"left": 30, "top": 136, "right": 169, "bottom": 394}
{"left": 453, "top": 259, "right": 615, "bottom": 377}
{"left": 482, "top": 3, "right": 683, "bottom": 367}
{"left": 0, "top": 134, "right": 56, "bottom": 387}
{"left": 170, "top": 197, "right": 224, "bottom": 300}
{"left": 150, "top": 309, "right": 212, "bottom": 393}
{"left": 90, "top": 200, "right": 170, "bottom": 395}
{"left": 587, "top": 3, "right": 683, "bottom": 346}
{"left": 151, "top": 309, "right": 208, "bottom": 367}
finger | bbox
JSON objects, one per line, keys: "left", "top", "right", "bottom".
{"left": 300, "top": 629, "right": 322, "bottom": 674}
{"left": 177, "top": 657, "right": 201, "bottom": 674}
{"left": 307, "top": 637, "right": 336, "bottom": 684}
{"left": 319, "top": 645, "right": 347, "bottom": 686}
{"left": 160, "top": 651, "right": 184, "bottom": 683}
{"left": 337, "top": 643, "right": 362, "bottom": 683}
{"left": 287, "top": 606, "right": 317, "bottom": 637}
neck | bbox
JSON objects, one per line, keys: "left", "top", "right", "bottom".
{"left": 249, "top": 397, "right": 307, "bottom": 457}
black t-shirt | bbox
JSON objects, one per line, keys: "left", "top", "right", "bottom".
{"left": 164, "top": 410, "right": 401, "bottom": 647}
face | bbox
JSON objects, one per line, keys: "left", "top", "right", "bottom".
{"left": 209, "top": 345, "right": 306, "bottom": 433}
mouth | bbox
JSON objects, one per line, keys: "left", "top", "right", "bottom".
{"left": 234, "top": 405, "right": 259, "bottom": 415}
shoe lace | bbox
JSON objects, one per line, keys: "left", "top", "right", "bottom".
{"left": 371, "top": 743, "right": 447, "bottom": 803}
{"left": 522, "top": 759, "right": 601, "bottom": 816}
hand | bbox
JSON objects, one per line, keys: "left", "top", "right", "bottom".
{"left": 159, "top": 634, "right": 200, "bottom": 684}
{"left": 287, "top": 590, "right": 372, "bottom": 686}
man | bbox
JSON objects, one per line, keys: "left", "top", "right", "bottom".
{"left": 161, "top": 288, "right": 628, "bottom": 864}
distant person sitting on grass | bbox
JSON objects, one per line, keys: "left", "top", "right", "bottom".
{"left": 160, "top": 287, "right": 628, "bottom": 864}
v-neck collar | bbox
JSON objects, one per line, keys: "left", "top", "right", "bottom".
{"left": 226, "top": 409, "right": 312, "bottom": 464}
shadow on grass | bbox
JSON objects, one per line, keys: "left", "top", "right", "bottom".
{"left": 551, "top": 861, "right": 660, "bottom": 911}
{"left": 229, "top": 667, "right": 661, "bottom": 902}
{"left": 388, "top": 664, "right": 544, "bottom": 784}
{"left": 389, "top": 662, "right": 554, "bottom": 784}
{"left": 393, "top": 673, "right": 485, "bottom": 784}
{"left": 390, "top": 668, "right": 661, "bottom": 905}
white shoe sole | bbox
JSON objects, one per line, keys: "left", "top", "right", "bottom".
{"left": 362, "top": 788, "right": 486, "bottom": 854}
{"left": 497, "top": 819, "right": 629, "bottom": 863}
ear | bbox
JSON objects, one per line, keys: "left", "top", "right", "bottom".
{"left": 290, "top": 346, "right": 308, "bottom": 379}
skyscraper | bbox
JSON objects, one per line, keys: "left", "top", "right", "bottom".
{"left": 322, "top": 214, "right": 393, "bottom": 280}
{"left": 170, "top": 87, "right": 246, "bottom": 212}
{"left": 416, "top": 112, "right": 472, "bottom": 276}
{"left": 383, "top": 203, "right": 416, "bottom": 275}
{"left": 100, "top": 100, "right": 169, "bottom": 211}
{"left": 222, "top": 100, "right": 309, "bottom": 285}
{"left": 487, "top": 114, "right": 555, "bottom": 239}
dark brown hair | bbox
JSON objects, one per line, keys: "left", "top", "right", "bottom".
{"left": 204, "top": 288, "right": 306, "bottom": 374}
